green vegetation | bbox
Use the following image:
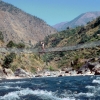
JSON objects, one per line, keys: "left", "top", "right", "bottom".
{"left": 0, "top": 31, "right": 4, "bottom": 42}
{"left": 7, "top": 41, "right": 25, "bottom": 48}
{"left": 0, "top": 4, "right": 100, "bottom": 72}
{"left": 7, "top": 41, "right": 16, "bottom": 48}
{"left": 16, "top": 43, "right": 25, "bottom": 48}
{"left": 42, "top": 16, "right": 100, "bottom": 48}
{"left": 31, "top": 67, "right": 36, "bottom": 73}
{"left": 11, "top": 65, "right": 17, "bottom": 71}
{"left": 35, "top": 16, "right": 100, "bottom": 70}
{"left": 49, "top": 66, "right": 54, "bottom": 71}
{"left": 2, "top": 53, "right": 16, "bottom": 68}
{"left": 79, "top": 34, "right": 90, "bottom": 44}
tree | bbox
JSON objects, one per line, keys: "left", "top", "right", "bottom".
{"left": 7, "top": 41, "right": 16, "bottom": 48}
{"left": 79, "top": 34, "right": 90, "bottom": 44}
{"left": 0, "top": 31, "right": 4, "bottom": 42}
{"left": 2, "top": 53, "right": 16, "bottom": 68}
{"left": 67, "top": 27, "right": 70, "bottom": 30}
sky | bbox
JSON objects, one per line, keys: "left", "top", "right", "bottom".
{"left": 2, "top": 0, "right": 100, "bottom": 26}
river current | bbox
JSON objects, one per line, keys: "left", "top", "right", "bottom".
{"left": 0, "top": 76, "right": 100, "bottom": 100}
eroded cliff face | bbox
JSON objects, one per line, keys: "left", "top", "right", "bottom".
{"left": 0, "top": 1, "right": 57, "bottom": 45}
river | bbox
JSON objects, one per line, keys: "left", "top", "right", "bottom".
{"left": 0, "top": 76, "right": 100, "bottom": 100}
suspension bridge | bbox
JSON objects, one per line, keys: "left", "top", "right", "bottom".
{"left": 0, "top": 40, "right": 100, "bottom": 53}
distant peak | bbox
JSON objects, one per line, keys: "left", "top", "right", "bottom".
{"left": 53, "top": 11, "right": 100, "bottom": 31}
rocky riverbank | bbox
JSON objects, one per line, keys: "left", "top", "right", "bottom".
{"left": 0, "top": 57, "right": 100, "bottom": 80}
{"left": 0, "top": 67, "right": 33, "bottom": 80}
{"left": 33, "top": 57, "right": 100, "bottom": 77}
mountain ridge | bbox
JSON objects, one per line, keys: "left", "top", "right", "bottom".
{"left": 0, "top": 1, "right": 57, "bottom": 45}
{"left": 53, "top": 11, "right": 100, "bottom": 31}
{"left": 53, "top": 21, "right": 68, "bottom": 31}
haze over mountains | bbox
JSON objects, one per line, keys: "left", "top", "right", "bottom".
{"left": 0, "top": 1, "right": 57, "bottom": 45}
{"left": 53, "top": 21, "right": 68, "bottom": 31}
{"left": 53, "top": 11, "right": 100, "bottom": 31}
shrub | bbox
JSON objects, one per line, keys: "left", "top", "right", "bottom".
{"left": 2, "top": 8, "right": 6, "bottom": 11}
{"left": 31, "top": 67, "right": 36, "bottom": 73}
{"left": 79, "top": 34, "right": 90, "bottom": 44}
{"left": 0, "top": 31, "right": 4, "bottom": 42}
{"left": 11, "top": 65, "right": 17, "bottom": 71}
{"left": 49, "top": 66, "right": 54, "bottom": 71}
{"left": 6, "top": 41, "right": 16, "bottom": 48}
{"left": 16, "top": 43, "right": 25, "bottom": 48}
{"left": 2, "top": 53, "right": 16, "bottom": 68}
{"left": 7, "top": 41, "right": 25, "bottom": 48}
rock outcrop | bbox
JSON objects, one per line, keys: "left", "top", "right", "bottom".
{"left": 77, "top": 57, "right": 100, "bottom": 75}
{"left": 0, "top": 66, "right": 6, "bottom": 78}
{"left": 92, "top": 64, "right": 100, "bottom": 75}
{"left": 4, "top": 68, "right": 14, "bottom": 76}
{"left": 14, "top": 68, "right": 32, "bottom": 78}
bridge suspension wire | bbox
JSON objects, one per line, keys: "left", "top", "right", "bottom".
{"left": 0, "top": 40, "right": 100, "bottom": 53}
{"left": 45, "top": 40, "right": 100, "bottom": 52}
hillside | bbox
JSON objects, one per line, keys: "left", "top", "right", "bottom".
{"left": 0, "top": 1, "right": 57, "bottom": 46}
{"left": 53, "top": 11, "right": 100, "bottom": 31}
{"left": 0, "top": 1, "right": 57, "bottom": 77}
{"left": 38, "top": 16, "right": 100, "bottom": 70}
{"left": 0, "top": 1, "right": 100, "bottom": 76}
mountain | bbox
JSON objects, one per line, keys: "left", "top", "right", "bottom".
{"left": 53, "top": 11, "right": 100, "bottom": 31}
{"left": 52, "top": 21, "right": 68, "bottom": 31}
{"left": 41, "top": 16, "right": 100, "bottom": 69}
{"left": 0, "top": 1, "right": 57, "bottom": 45}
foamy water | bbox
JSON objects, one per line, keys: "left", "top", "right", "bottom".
{"left": 0, "top": 76, "right": 100, "bottom": 100}
{"left": 0, "top": 88, "right": 75, "bottom": 100}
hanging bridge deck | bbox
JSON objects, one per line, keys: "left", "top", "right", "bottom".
{"left": 0, "top": 41, "right": 100, "bottom": 53}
